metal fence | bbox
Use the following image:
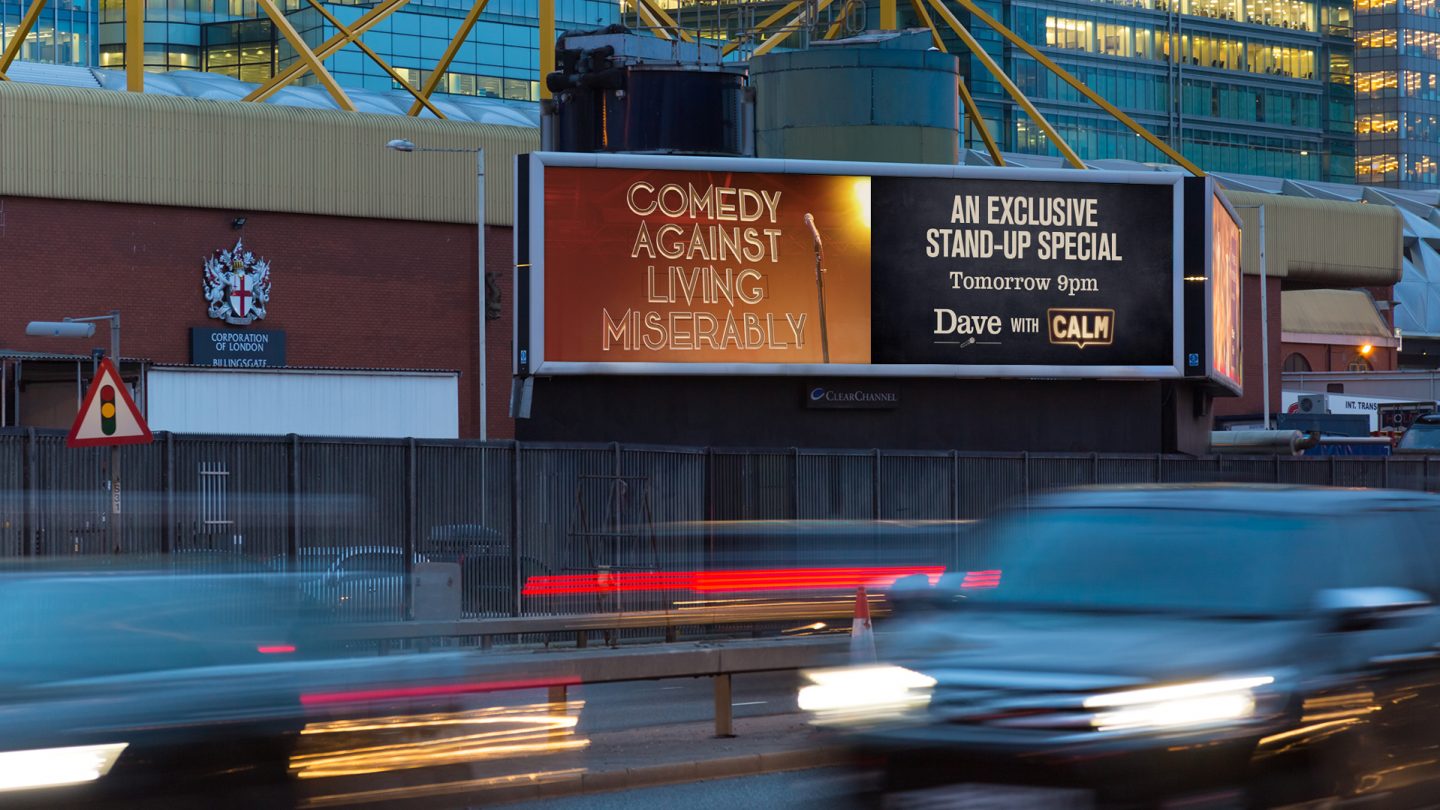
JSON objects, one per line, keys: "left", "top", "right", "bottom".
{"left": 7, "top": 428, "right": 1440, "bottom": 619}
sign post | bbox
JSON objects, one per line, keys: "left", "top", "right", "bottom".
{"left": 67, "top": 356, "right": 153, "bottom": 552}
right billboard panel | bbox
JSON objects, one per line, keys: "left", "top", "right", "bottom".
{"left": 1210, "top": 192, "right": 1243, "bottom": 392}
{"left": 868, "top": 177, "right": 1176, "bottom": 368}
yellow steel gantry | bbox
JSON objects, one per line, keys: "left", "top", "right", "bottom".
{"left": 50, "top": 0, "right": 1198, "bottom": 173}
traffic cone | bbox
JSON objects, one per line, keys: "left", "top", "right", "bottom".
{"left": 850, "top": 585, "right": 877, "bottom": 664}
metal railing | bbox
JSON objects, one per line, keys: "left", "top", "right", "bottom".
{"left": 6, "top": 428, "right": 1440, "bottom": 620}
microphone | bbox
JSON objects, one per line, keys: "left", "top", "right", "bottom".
{"left": 803, "top": 213, "right": 823, "bottom": 250}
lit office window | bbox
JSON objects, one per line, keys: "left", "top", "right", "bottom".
{"left": 1330, "top": 54, "right": 1352, "bottom": 84}
{"left": 1357, "top": 113, "right": 1400, "bottom": 133}
{"left": 1405, "top": 30, "right": 1440, "bottom": 59}
{"left": 1357, "top": 29, "right": 1398, "bottom": 51}
{"left": 1186, "top": 0, "right": 1243, "bottom": 21}
{"left": 1046, "top": 16, "right": 1093, "bottom": 51}
{"left": 1357, "top": 153, "right": 1399, "bottom": 183}
{"left": 1096, "top": 22, "right": 1134, "bottom": 56}
{"left": 1356, "top": 0, "right": 1396, "bottom": 11}
{"left": 1355, "top": 69, "right": 1397, "bottom": 94}
{"left": 1241, "top": 0, "right": 1315, "bottom": 30}
{"left": 1246, "top": 43, "right": 1316, "bottom": 78}
{"left": 1413, "top": 155, "right": 1439, "bottom": 184}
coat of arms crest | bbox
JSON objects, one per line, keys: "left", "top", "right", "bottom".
{"left": 204, "top": 239, "right": 272, "bottom": 325}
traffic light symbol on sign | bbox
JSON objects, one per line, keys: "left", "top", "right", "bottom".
{"left": 100, "top": 386, "right": 117, "bottom": 436}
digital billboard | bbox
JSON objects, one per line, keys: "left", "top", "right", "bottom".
{"left": 1210, "top": 191, "right": 1243, "bottom": 392}
{"left": 517, "top": 153, "right": 1187, "bottom": 380}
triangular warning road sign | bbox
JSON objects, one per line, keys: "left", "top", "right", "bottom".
{"left": 66, "top": 357, "right": 153, "bottom": 448}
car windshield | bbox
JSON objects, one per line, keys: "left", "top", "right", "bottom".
{"left": 1399, "top": 425, "right": 1440, "bottom": 449}
{"left": 968, "top": 508, "right": 1333, "bottom": 617}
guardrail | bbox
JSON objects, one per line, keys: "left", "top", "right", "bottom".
{"left": 330, "top": 597, "right": 883, "bottom": 651}
{"left": 323, "top": 636, "right": 850, "bottom": 738}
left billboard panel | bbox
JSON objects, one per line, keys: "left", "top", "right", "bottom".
{"left": 541, "top": 166, "right": 873, "bottom": 365}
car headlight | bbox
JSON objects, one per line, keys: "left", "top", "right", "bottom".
{"left": 1085, "top": 676, "right": 1274, "bottom": 732}
{"left": 0, "top": 743, "right": 129, "bottom": 793}
{"left": 798, "top": 665, "right": 936, "bottom": 727}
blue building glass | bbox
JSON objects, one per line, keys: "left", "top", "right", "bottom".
{"left": 1, "top": 0, "right": 95, "bottom": 65}
{"left": 1354, "top": 0, "right": 1440, "bottom": 187}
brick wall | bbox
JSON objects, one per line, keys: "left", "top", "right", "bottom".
{"left": 0, "top": 195, "right": 515, "bottom": 439}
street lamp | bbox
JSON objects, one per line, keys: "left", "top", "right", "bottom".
{"left": 25, "top": 310, "right": 124, "bottom": 553}
{"left": 387, "top": 138, "right": 487, "bottom": 441}
{"left": 26, "top": 311, "right": 120, "bottom": 373}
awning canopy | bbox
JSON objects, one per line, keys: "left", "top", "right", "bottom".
{"left": 1281, "top": 290, "right": 1396, "bottom": 344}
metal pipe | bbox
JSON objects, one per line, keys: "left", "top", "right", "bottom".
{"left": 1211, "top": 430, "right": 1319, "bottom": 455}
{"left": 478, "top": 148, "right": 488, "bottom": 441}
{"left": 1259, "top": 205, "right": 1269, "bottom": 428}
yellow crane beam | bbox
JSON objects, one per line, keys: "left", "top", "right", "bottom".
{"left": 243, "top": 0, "right": 409, "bottom": 103}
{"left": 0, "top": 0, "right": 49, "bottom": 80}
{"left": 406, "top": 0, "right": 492, "bottom": 114}
{"left": 924, "top": 0, "right": 1084, "bottom": 168}
{"left": 302, "top": 0, "right": 446, "bottom": 118}
{"left": 944, "top": 0, "right": 1204, "bottom": 175}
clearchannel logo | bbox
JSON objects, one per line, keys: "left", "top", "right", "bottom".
{"left": 806, "top": 387, "right": 899, "bottom": 409}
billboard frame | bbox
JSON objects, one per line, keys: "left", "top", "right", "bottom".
{"left": 517, "top": 151, "right": 1187, "bottom": 381}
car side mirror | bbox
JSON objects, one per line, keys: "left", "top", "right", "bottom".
{"left": 1315, "top": 587, "right": 1431, "bottom": 633}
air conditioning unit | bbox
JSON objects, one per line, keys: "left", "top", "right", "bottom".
{"left": 1296, "top": 394, "right": 1329, "bottom": 414}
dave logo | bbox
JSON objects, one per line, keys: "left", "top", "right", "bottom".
{"left": 1048, "top": 308, "right": 1114, "bottom": 349}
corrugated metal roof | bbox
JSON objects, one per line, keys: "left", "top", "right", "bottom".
{"left": 0, "top": 76, "right": 536, "bottom": 226}
{"left": 1226, "top": 190, "right": 1403, "bottom": 287}
{"left": 1281, "top": 290, "right": 1394, "bottom": 338}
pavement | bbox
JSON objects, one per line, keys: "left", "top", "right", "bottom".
{"left": 298, "top": 673, "right": 854, "bottom": 809}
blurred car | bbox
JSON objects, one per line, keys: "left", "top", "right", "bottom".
{"left": 1393, "top": 413, "right": 1440, "bottom": 453}
{"left": 288, "top": 546, "right": 426, "bottom": 620}
{"left": 802, "top": 485, "right": 1440, "bottom": 809}
{"left": 0, "top": 565, "right": 474, "bottom": 808}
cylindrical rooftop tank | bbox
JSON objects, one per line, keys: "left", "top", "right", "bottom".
{"left": 749, "top": 30, "right": 960, "bottom": 164}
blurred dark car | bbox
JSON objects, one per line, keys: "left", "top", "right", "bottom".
{"left": 425, "top": 525, "right": 552, "bottom": 615}
{"left": 0, "top": 569, "right": 317, "bottom": 808}
{"left": 0, "top": 565, "right": 474, "bottom": 808}
{"left": 1394, "top": 413, "right": 1440, "bottom": 453}
{"left": 289, "top": 546, "right": 425, "bottom": 620}
{"left": 805, "top": 486, "right": 1440, "bottom": 809}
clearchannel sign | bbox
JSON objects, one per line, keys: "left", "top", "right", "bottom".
{"left": 518, "top": 153, "right": 1184, "bottom": 380}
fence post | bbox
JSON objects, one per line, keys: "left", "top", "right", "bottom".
{"left": 873, "top": 448, "right": 882, "bottom": 520}
{"left": 1273, "top": 453, "right": 1280, "bottom": 484}
{"left": 791, "top": 447, "right": 800, "bottom": 520}
{"left": 1022, "top": 451, "right": 1030, "bottom": 510}
{"left": 23, "top": 427, "right": 37, "bottom": 557}
{"left": 1155, "top": 453, "right": 1162, "bottom": 484}
{"left": 1382, "top": 455, "right": 1390, "bottom": 489}
{"left": 512, "top": 443, "right": 523, "bottom": 618}
{"left": 1091, "top": 452, "right": 1099, "bottom": 484}
{"left": 951, "top": 450, "right": 960, "bottom": 520}
{"left": 1330, "top": 455, "right": 1337, "bottom": 487}
{"left": 404, "top": 438, "right": 417, "bottom": 621}
{"left": 286, "top": 434, "right": 300, "bottom": 571}
{"left": 161, "top": 432, "right": 175, "bottom": 556}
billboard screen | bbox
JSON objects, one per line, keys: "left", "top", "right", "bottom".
{"left": 542, "top": 167, "right": 872, "bottom": 364}
{"left": 518, "top": 153, "right": 1185, "bottom": 380}
{"left": 1210, "top": 192, "right": 1243, "bottom": 392}
{"left": 870, "top": 177, "right": 1175, "bottom": 368}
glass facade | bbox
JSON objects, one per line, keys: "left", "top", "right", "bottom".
{"left": 1355, "top": 0, "right": 1440, "bottom": 186}
{"left": 986, "top": 0, "right": 1355, "bottom": 180}
{"left": 1, "top": 0, "right": 94, "bottom": 66}
{"left": 85, "top": 0, "right": 614, "bottom": 103}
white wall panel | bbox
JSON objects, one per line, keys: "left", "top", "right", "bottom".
{"left": 147, "top": 368, "right": 459, "bottom": 439}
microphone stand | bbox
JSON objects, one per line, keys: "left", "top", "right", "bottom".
{"left": 811, "top": 226, "right": 831, "bottom": 364}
